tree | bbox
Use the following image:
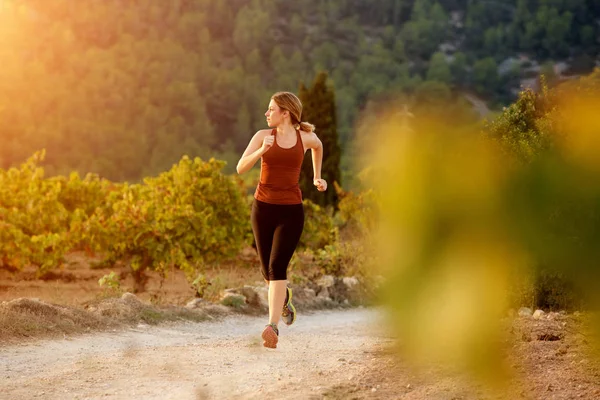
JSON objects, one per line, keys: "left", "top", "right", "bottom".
{"left": 234, "top": 103, "right": 252, "bottom": 151}
{"left": 298, "top": 72, "right": 341, "bottom": 208}
{"left": 542, "top": 9, "right": 572, "bottom": 58}
{"left": 2, "top": 0, "right": 599, "bottom": 185}
{"left": 539, "top": 62, "right": 559, "bottom": 89}
{"left": 483, "top": 26, "right": 506, "bottom": 59}
{"left": 414, "top": 80, "right": 452, "bottom": 106}
{"left": 426, "top": 52, "right": 452, "bottom": 84}
{"left": 400, "top": 0, "right": 448, "bottom": 60}
{"left": 451, "top": 51, "right": 469, "bottom": 86}
{"left": 473, "top": 57, "right": 500, "bottom": 97}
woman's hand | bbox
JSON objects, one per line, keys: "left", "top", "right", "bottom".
{"left": 261, "top": 136, "right": 274, "bottom": 154}
{"left": 314, "top": 178, "right": 327, "bottom": 192}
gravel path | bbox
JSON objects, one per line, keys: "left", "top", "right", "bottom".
{"left": 1, "top": 308, "right": 388, "bottom": 399}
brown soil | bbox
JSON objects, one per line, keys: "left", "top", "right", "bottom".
{"left": 0, "top": 250, "right": 263, "bottom": 306}
{"left": 1, "top": 306, "right": 599, "bottom": 399}
{"left": 325, "top": 313, "right": 600, "bottom": 400}
{"left": 2, "top": 255, "right": 600, "bottom": 399}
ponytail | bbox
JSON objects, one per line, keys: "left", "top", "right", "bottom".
{"left": 298, "top": 121, "right": 315, "bottom": 133}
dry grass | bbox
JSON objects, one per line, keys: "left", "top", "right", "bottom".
{"left": 0, "top": 246, "right": 376, "bottom": 345}
{"left": 0, "top": 298, "right": 115, "bottom": 344}
{"left": 0, "top": 294, "right": 225, "bottom": 345}
{"left": 0, "top": 250, "right": 265, "bottom": 345}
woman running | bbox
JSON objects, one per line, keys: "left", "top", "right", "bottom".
{"left": 236, "top": 91, "right": 327, "bottom": 349}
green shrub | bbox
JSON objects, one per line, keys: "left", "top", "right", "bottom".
{"left": 0, "top": 151, "right": 72, "bottom": 274}
{"left": 533, "top": 270, "right": 584, "bottom": 311}
{"left": 335, "top": 183, "right": 378, "bottom": 239}
{"left": 98, "top": 271, "right": 121, "bottom": 291}
{"left": 299, "top": 199, "right": 336, "bottom": 250}
{"left": 85, "top": 156, "right": 249, "bottom": 292}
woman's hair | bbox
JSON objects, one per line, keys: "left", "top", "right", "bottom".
{"left": 271, "top": 91, "right": 315, "bottom": 132}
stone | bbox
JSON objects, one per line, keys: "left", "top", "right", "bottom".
{"left": 518, "top": 307, "right": 533, "bottom": 317}
{"left": 547, "top": 312, "right": 558, "bottom": 320}
{"left": 249, "top": 286, "right": 269, "bottom": 309}
{"left": 317, "top": 287, "right": 330, "bottom": 299}
{"left": 316, "top": 275, "right": 335, "bottom": 288}
{"left": 222, "top": 286, "right": 268, "bottom": 309}
{"left": 238, "top": 286, "right": 267, "bottom": 309}
{"left": 220, "top": 293, "right": 246, "bottom": 308}
{"left": 121, "top": 292, "right": 143, "bottom": 305}
{"left": 342, "top": 276, "right": 359, "bottom": 289}
{"left": 185, "top": 298, "right": 204, "bottom": 309}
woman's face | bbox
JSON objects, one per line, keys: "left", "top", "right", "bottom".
{"left": 265, "top": 100, "right": 287, "bottom": 127}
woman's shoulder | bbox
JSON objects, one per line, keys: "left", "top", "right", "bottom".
{"left": 299, "top": 130, "right": 317, "bottom": 139}
{"left": 299, "top": 130, "right": 319, "bottom": 142}
{"left": 254, "top": 128, "right": 273, "bottom": 138}
{"left": 299, "top": 130, "right": 320, "bottom": 149}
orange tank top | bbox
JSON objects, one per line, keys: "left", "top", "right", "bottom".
{"left": 254, "top": 128, "right": 304, "bottom": 205}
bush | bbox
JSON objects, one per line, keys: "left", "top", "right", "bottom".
{"left": 533, "top": 270, "right": 584, "bottom": 311}
{"left": 53, "top": 172, "right": 114, "bottom": 217}
{"left": 335, "top": 183, "right": 378, "bottom": 240}
{"left": 0, "top": 151, "right": 72, "bottom": 274}
{"left": 484, "top": 85, "right": 553, "bottom": 165}
{"left": 299, "top": 199, "right": 336, "bottom": 250}
{"left": 487, "top": 70, "right": 600, "bottom": 311}
{"left": 85, "top": 156, "right": 249, "bottom": 292}
{"left": 313, "top": 239, "right": 374, "bottom": 278}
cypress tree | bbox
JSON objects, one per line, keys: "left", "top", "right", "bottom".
{"left": 298, "top": 72, "right": 341, "bottom": 208}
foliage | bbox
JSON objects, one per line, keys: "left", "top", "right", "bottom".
{"left": 370, "top": 70, "right": 600, "bottom": 380}
{"left": 485, "top": 70, "right": 600, "bottom": 302}
{"left": 53, "top": 172, "right": 114, "bottom": 218}
{"left": 1, "top": 0, "right": 596, "bottom": 189}
{"left": 299, "top": 72, "right": 342, "bottom": 207}
{"left": 484, "top": 81, "right": 554, "bottom": 164}
{"left": 298, "top": 199, "right": 336, "bottom": 250}
{"left": 191, "top": 273, "right": 211, "bottom": 299}
{"left": 483, "top": 70, "right": 600, "bottom": 310}
{"left": 84, "top": 156, "right": 250, "bottom": 292}
{"left": 0, "top": 151, "right": 72, "bottom": 274}
{"left": 313, "top": 240, "right": 374, "bottom": 278}
{"left": 533, "top": 270, "right": 585, "bottom": 311}
{"left": 335, "top": 183, "right": 379, "bottom": 239}
{"left": 98, "top": 271, "right": 121, "bottom": 291}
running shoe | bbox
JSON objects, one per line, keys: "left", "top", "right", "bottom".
{"left": 262, "top": 323, "right": 279, "bottom": 349}
{"left": 282, "top": 286, "right": 297, "bottom": 326}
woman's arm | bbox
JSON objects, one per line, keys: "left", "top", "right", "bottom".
{"left": 303, "top": 132, "right": 327, "bottom": 192}
{"left": 236, "top": 130, "right": 272, "bottom": 174}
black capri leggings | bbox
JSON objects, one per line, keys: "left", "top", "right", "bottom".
{"left": 251, "top": 199, "right": 304, "bottom": 281}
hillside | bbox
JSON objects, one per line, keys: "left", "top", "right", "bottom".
{"left": 0, "top": 0, "right": 597, "bottom": 182}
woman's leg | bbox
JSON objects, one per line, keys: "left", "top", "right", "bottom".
{"left": 268, "top": 204, "right": 304, "bottom": 326}
{"left": 268, "top": 280, "right": 288, "bottom": 325}
{"left": 251, "top": 200, "right": 276, "bottom": 282}
{"left": 254, "top": 201, "right": 304, "bottom": 348}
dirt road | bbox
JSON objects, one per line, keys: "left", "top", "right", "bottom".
{"left": 1, "top": 308, "right": 390, "bottom": 399}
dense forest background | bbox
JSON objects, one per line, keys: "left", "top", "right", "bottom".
{"left": 0, "top": 0, "right": 598, "bottom": 186}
